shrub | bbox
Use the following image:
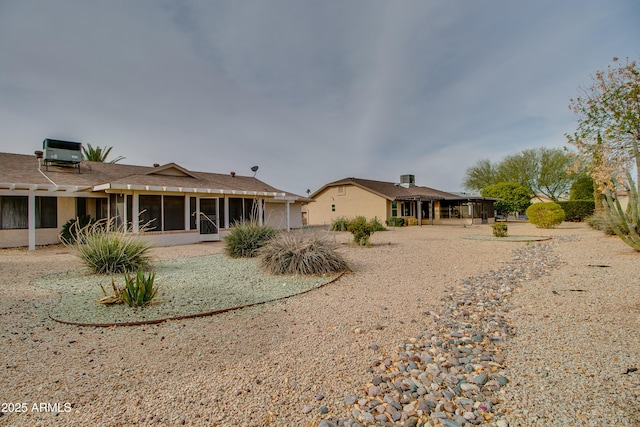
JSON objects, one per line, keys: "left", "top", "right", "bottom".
{"left": 63, "top": 219, "right": 153, "bottom": 274}
{"left": 60, "top": 215, "right": 97, "bottom": 244}
{"left": 556, "top": 200, "right": 595, "bottom": 222}
{"left": 97, "top": 272, "right": 160, "bottom": 307}
{"left": 492, "top": 223, "right": 508, "bottom": 237}
{"left": 386, "top": 217, "right": 404, "bottom": 227}
{"left": 331, "top": 216, "right": 350, "bottom": 231}
{"left": 526, "top": 202, "right": 565, "bottom": 228}
{"left": 259, "top": 231, "right": 350, "bottom": 275}
{"left": 406, "top": 217, "right": 418, "bottom": 226}
{"left": 587, "top": 210, "right": 627, "bottom": 236}
{"left": 369, "top": 217, "right": 387, "bottom": 232}
{"left": 347, "top": 216, "right": 377, "bottom": 246}
{"left": 224, "top": 221, "right": 277, "bottom": 258}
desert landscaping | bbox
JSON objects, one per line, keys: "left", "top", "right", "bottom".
{"left": 1, "top": 222, "right": 639, "bottom": 426}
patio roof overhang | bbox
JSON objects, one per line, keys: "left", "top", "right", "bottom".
{"left": 0, "top": 182, "right": 91, "bottom": 193}
{"left": 93, "top": 182, "right": 289, "bottom": 199}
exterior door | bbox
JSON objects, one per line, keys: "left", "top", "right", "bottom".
{"left": 199, "top": 198, "right": 219, "bottom": 241}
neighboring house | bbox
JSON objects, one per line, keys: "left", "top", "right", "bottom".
{"left": 0, "top": 147, "right": 307, "bottom": 250}
{"left": 308, "top": 175, "right": 496, "bottom": 226}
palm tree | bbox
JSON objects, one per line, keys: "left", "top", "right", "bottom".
{"left": 82, "top": 144, "right": 125, "bottom": 163}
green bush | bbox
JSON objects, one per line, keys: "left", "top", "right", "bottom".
{"left": 63, "top": 219, "right": 153, "bottom": 274}
{"left": 369, "top": 217, "right": 387, "bottom": 232}
{"left": 60, "top": 215, "right": 97, "bottom": 244}
{"left": 556, "top": 200, "right": 595, "bottom": 222}
{"left": 386, "top": 217, "right": 404, "bottom": 227}
{"left": 224, "top": 221, "right": 277, "bottom": 258}
{"left": 259, "top": 231, "right": 350, "bottom": 275}
{"left": 526, "top": 202, "right": 565, "bottom": 229}
{"left": 330, "top": 216, "right": 350, "bottom": 231}
{"left": 347, "top": 216, "right": 377, "bottom": 246}
{"left": 492, "top": 223, "right": 508, "bottom": 237}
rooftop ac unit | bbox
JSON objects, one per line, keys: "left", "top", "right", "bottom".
{"left": 42, "top": 139, "right": 82, "bottom": 172}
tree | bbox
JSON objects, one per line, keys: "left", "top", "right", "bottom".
{"left": 481, "top": 182, "right": 531, "bottom": 218}
{"left": 82, "top": 144, "right": 125, "bottom": 163}
{"left": 569, "top": 174, "right": 595, "bottom": 201}
{"left": 464, "top": 148, "right": 574, "bottom": 201}
{"left": 463, "top": 159, "right": 497, "bottom": 192}
{"left": 567, "top": 57, "right": 640, "bottom": 250}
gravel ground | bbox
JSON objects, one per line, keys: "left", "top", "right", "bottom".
{"left": 36, "top": 254, "right": 339, "bottom": 325}
{"left": 0, "top": 223, "right": 638, "bottom": 426}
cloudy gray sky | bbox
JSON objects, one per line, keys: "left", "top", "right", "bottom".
{"left": 1, "top": 1, "right": 638, "bottom": 196}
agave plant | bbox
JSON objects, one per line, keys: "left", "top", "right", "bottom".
{"left": 120, "top": 271, "right": 159, "bottom": 307}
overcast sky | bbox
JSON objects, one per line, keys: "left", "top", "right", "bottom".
{"left": 1, "top": 1, "right": 638, "bottom": 196}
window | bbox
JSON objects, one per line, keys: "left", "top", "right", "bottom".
{"left": 76, "top": 198, "right": 87, "bottom": 218}
{"left": 95, "top": 199, "right": 108, "bottom": 220}
{"left": 0, "top": 196, "right": 27, "bottom": 229}
{"left": 0, "top": 196, "right": 57, "bottom": 229}
{"left": 228, "top": 198, "right": 243, "bottom": 225}
{"left": 139, "top": 195, "right": 161, "bottom": 231}
{"left": 219, "top": 198, "right": 226, "bottom": 229}
{"left": 402, "top": 202, "right": 414, "bottom": 217}
{"left": 36, "top": 197, "right": 57, "bottom": 228}
{"left": 163, "top": 196, "right": 185, "bottom": 231}
{"left": 391, "top": 201, "right": 397, "bottom": 217}
{"left": 331, "top": 204, "right": 335, "bottom": 212}
{"left": 109, "top": 194, "right": 132, "bottom": 229}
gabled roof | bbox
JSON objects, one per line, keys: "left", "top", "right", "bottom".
{"left": 0, "top": 152, "right": 305, "bottom": 200}
{"left": 310, "top": 177, "right": 460, "bottom": 201}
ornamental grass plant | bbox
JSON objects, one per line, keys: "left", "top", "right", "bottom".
{"left": 259, "top": 230, "right": 350, "bottom": 275}
{"left": 62, "top": 218, "right": 153, "bottom": 274}
{"left": 224, "top": 220, "right": 277, "bottom": 258}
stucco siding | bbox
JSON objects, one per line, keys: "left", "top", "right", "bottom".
{"left": 308, "top": 185, "right": 388, "bottom": 226}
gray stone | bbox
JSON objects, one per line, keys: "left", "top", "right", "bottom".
{"left": 473, "top": 373, "right": 488, "bottom": 385}
{"left": 344, "top": 395, "right": 357, "bottom": 405}
{"left": 403, "top": 418, "right": 419, "bottom": 427}
{"left": 318, "top": 421, "right": 337, "bottom": 427}
{"left": 318, "top": 406, "right": 329, "bottom": 414}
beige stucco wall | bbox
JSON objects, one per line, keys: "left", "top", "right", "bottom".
{"left": 0, "top": 195, "right": 76, "bottom": 248}
{"left": 308, "top": 185, "right": 388, "bottom": 226}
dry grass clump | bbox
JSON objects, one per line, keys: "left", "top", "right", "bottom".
{"left": 62, "top": 218, "right": 153, "bottom": 274}
{"left": 259, "top": 231, "right": 350, "bottom": 275}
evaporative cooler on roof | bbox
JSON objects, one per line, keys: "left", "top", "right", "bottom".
{"left": 42, "top": 139, "right": 82, "bottom": 172}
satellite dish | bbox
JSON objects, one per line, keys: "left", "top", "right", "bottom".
{"left": 251, "top": 165, "right": 259, "bottom": 176}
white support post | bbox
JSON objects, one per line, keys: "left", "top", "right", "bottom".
{"left": 258, "top": 198, "right": 263, "bottom": 226}
{"left": 224, "top": 196, "right": 229, "bottom": 228}
{"left": 417, "top": 199, "right": 422, "bottom": 226}
{"left": 184, "top": 195, "right": 190, "bottom": 231}
{"left": 28, "top": 189, "right": 35, "bottom": 251}
{"left": 285, "top": 200, "right": 291, "bottom": 231}
{"left": 132, "top": 192, "right": 140, "bottom": 233}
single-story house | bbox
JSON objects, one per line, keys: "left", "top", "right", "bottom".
{"left": 307, "top": 175, "right": 497, "bottom": 226}
{"left": 0, "top": 144, "right": 308, "bottom": 250}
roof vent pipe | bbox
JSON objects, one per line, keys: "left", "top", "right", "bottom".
{"left": 230, "top": 171, "right": 236, "bottom": 177}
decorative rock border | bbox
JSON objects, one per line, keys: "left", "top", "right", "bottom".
{"left": 319, "top": 238, "right": 563, "bottom": 427}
